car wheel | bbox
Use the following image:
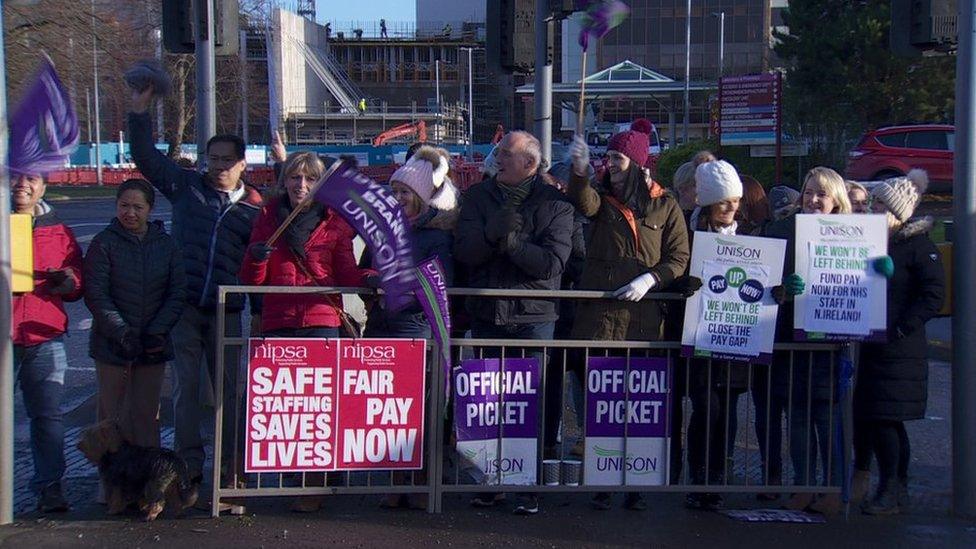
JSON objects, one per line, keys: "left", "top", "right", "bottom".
{"left": 873, "top": 170, "right": 902, "bottom": 181}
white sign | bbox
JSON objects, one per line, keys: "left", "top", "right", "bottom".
{"left": 681, "top": 232, "right": 786, "bottom": 363}
{"left": 794, "top": 214, "right": 888, "bottom": 340}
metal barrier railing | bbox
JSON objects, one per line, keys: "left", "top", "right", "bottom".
{"left": 212, "top": 285, "right": 848, "bottom": 516}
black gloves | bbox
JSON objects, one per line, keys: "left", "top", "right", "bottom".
{"left": 484, "top": 208, "right": 523, "bottom": 244}
{"left": 249, "top": 242, "right": 274, "bottom": 262}
{"left": 140, "top": 333, "right": 167, "bottom": 364}
{"left": 115, "top": 329, "right": 143, "bottom": 361}
{"left": 671, "top": 276, "right": 703, "bottom": 297}
{"left": 45, "top": 268, "right": 76, "bottom": 295}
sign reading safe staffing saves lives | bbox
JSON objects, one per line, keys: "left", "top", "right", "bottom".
{"left": 794, "top": 214, "right": 888, "bottom": 341}
{"left": 245, "top": 338, "right": 426, "bottom": 472}
{"left": 681, "top": 232, "right": 786, "bottom": 363}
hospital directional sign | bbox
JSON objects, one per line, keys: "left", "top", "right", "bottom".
{"left": 719, "top": 73, "right": 781, "bottom": 147}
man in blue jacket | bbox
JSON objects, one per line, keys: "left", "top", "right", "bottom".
{"left": 128, "top": 87, "right": 262, "bottom": 490}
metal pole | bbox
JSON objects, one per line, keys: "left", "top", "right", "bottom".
{"left": 240, "top": 29, "right": 249, "bottom": 143}
{"left": 155, "top": 29, "right": 164, "bottom": 135}
{"left": 467, "top": 47, "right": 474, "bottom": 160}
{"left": 435, "top": 59, "right": 441, "bottom": 111}
{"left": 92, "top": 0, "right": 103, "bottom": 185}
{"left": 718, "top": 12, "right": 725, "bottom": 78}
{"left": 534, "top": 0, "right": 552, "bottom": 168}
{"left": 683, "top": 0, "right": 691, "bottom": 143}
{"left": 0, "top": 5, "right": 13, "bottom": 525}
{"left": 85, "top": 88, "right": 92, "bottom": 142}
{"left": 195, "top": 0, "right": 217, "bottom": 168}
{"left": 952, "top": 0, "right": 976, "bottom": 520}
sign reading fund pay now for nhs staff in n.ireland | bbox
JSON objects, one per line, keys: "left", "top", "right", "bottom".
{"left": 681, "top": 232, "right": 786, "bottom": 364}
{"left": 794, "top": 214, "right": 888, "bottom": 341}
{"left": 245, "top": 338, "right": 426, "bottom": 472}
{"left": 454, "top": 358, "right": 540, "bottom": 486}
{"left": 585, "top": 357, "right": 670, "bottom": 486}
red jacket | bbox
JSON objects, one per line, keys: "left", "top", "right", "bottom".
{"left": 240, "top": 199, "right": 371, "bottom": 332}
{"left": 12, "top": 205, "right": 84, "bottom": 346}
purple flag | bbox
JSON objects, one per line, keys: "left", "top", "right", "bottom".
{"left": 315, "top": 162, "right": 417, "bottom": 312}
{"left": 8, "top": 56, "right": 79, "bottom": 175}
{"left": 413, "top": 257, "right": 452, "bottom": 393}
{"left": 577, "top": 0, "right": 630, "bottom": 52}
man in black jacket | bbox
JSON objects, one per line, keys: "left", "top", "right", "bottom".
{"left": 129, "top": 87, "right": 262, "bottom": 491}
{"left": 455, "top": 131, "right": 574, "bottom": 515}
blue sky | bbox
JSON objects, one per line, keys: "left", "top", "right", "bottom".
{"left": 316, "top": 0, "right": 416, "bottom": 23}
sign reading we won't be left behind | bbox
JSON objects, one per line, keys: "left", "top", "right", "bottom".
{"left": 245, "top": 338, "right": 426, "bottom": 473}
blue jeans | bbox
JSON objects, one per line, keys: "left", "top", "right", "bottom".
{"left": 470, "top": 320, "right": 559, "bottom": 446}
{"left": 171, "top": 305, "right": 242, "bottom": 479}
{"left": 14, "top": 338, "right": 68, "bottom": 492}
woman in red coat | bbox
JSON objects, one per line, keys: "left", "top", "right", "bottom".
{"left": 240, "top": 151, "right": 374, "bottom": 338}
{"left": 239, "top": 151, "right": 374, "bottom": 513}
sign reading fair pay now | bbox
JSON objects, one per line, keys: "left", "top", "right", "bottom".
{"left": 245, "top": 338, "right": 426, "bottom": 472}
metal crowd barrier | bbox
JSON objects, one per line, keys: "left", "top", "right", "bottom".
{"left": 212, "top": 286, "right": 849, "bottom": 516}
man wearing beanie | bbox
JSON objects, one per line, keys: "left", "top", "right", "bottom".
{"left": 854, "top": 169, "right": 945, "bottom": 515}
{"left": 568, "top": 127, "right": 689, "bottom": 510}
{"left": 455, "top": 131, "right": 574, "bottom": 515}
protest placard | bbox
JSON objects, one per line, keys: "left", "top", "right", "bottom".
{"left": 453, "top": 358, "right": 539, "bottom": 486}
{"left": 584, "top": 357, "right": 669, "bottom": 486}
{"left": 245, "top": 338, "right": 426, "bottom": 473}
{"left": 794, "top": 214, "right": 888, "bottom": 340}
{"left": 681, "top": 232, "right": 786, "bottom": 363}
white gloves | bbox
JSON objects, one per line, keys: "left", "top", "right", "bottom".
{"left": 612, "top": 273, "right": 657, "bottom": 302}
{"left": 570, "top": 135, "right": 590, "bottom": 176}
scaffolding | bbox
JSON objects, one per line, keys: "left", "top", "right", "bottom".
{"left": 285, "top": 102, "right": 468, "bottom": 146}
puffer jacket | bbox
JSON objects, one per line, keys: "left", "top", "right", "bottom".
{"left": 568, "top": 171, "right": 690, "bottom": 341}
{"left": 239, "top": 197, "right": 372, "bottom": 332}
{"left": 128, "top": 112, "right": 262, "bottom": 312}
{"left": 365, "top": 206, "right": 456, "bottom": 338}
{"left": 855, "top": 217, "right": 945, "bottom": 421}
{"left": 84, "top": 219, "right": 186, "bottom": 366}
{"left": 11, "top": 202, "right": 84, "bottom": 346}
{"left": 454, "top": 175, "right": 575, "bottom": 326}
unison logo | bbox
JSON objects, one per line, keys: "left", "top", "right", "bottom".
{"left": 817, "top": 218, "right": 864, "bottom": 238}
{"left": 715, "top": 238, "right": 762, "bottom": 259}
{"left": 592, "top": 446, "right": 657, "bottom": 475}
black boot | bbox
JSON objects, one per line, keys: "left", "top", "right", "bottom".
{"left": 863, "top": 482, "right": 900, "bottom": 515}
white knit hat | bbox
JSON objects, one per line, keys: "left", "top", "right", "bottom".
{"left": 390, "top": 146, "right": 457, "bottom": 210}
{"left": 870, "top": 169, "right": 928, "bottom": 222}
{"left": 695, "top": 160, "right": 743, "bottom": 206}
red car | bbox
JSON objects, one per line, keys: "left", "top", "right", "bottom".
{"left": 845, "top": 124, "right": 954, "bottom": 192}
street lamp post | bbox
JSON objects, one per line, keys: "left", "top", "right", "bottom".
{"left": 712, "top": 11, "right": 725, "bottom": 79}
{"left": 460, "top": 47, "right": 474, "bottom": 160}
{"left": 682, "top": 0, "right": 691, "bottom": 144}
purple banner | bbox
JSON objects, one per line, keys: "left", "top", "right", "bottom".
{"left": 454, "top": 358, "right": 539, "bottom": 441}
{"left": 414, "top": 257, "right": 452, "bottom": 392}
{"left": 8, "top": 56, "right": 79, "bottom": 175}
{"left": 315, "top": 162, "right": 416, "bottom": 312}
{"left": 585, "top": 357, "right": 669, "bottom": 438}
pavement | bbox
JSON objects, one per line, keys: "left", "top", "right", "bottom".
{"left": 3, "top": 197, "right": 971, "bottom": 547}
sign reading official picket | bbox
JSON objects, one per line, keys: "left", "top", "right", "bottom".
{"left": 245, "top": 338, "right": 426, "bottom": 472}
{"left": 794, "top": 214, "right": 888, "bottom": 340}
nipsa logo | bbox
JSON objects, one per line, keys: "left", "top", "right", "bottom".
{"left": 342, "top": 343, "right": 396, "bottom": 360}
{"left": 252, "top": 343, "right": 308, "bottom": 364}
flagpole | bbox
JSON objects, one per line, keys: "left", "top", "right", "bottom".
{"left": 577, "top": 49, "right": 587, "bottom": 135}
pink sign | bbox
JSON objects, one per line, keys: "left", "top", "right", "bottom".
{"left": 245, "top": 338, "right": 426, "bottom": 472}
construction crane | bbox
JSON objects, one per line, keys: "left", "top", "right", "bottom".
{"left": 372, "top": 120, "right": 428, "bottom": 147}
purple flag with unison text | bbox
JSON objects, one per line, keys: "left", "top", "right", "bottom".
{"left": 8, "top": 56, "right": 79, "bottom": 175}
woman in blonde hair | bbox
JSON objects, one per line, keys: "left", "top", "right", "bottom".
{"left": 758, "top": 166, "right": 851, "bottom": 513}
{"left": 239, "top": 151, "right": 375, "bottom": 513}
{"left": 847, "top": 180, "right": 870, "bottom": 214}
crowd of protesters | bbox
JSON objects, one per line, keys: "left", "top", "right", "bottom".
{"left": 9, "top": 82, "right": 943, "bottom": 520}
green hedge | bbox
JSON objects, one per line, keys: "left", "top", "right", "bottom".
{"left": 656, "top": 139, "right": 810, "bottom": 190}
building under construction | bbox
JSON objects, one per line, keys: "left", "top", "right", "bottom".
{"left": 257, "top": 8, "right": 493, "bottom": 147}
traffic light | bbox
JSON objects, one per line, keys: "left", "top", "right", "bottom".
{"left": 890, "top": 0, "right": 957, "bottom": 56}
{"left": 162, "top": 0, "right": 240, "bottom": 56}
{"left": 487, "top": 0, "right": 536, "bottom": 73}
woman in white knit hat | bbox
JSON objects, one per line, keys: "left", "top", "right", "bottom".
{"left": 679, "top": 160, "right": 756, "bottom": 510}
{"left": 367, "top": 145, "right": 458, "bottom": 511}
{"left": 853, "top": 170, "right": 945, "bottom": 515}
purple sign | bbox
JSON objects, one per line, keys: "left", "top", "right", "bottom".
{"left": 454, "top": 358, "right": 539, "bottom": 441}
{"left": 585, "top": 357, "right": 669, "bottom": 439}
{"left": 315, "top": 162, "right": 417, "bottom": 312}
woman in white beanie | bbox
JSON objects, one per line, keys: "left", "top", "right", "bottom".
{"left": 678, "top": 160, "right": 755, "bottom": 510}
{"left": 368, "top": 145, "right": 458, "bottom": 511}
{"left": 854, "top": 170, "right": 945, "bottom": 515}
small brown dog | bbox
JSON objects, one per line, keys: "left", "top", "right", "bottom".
{"left": 77, "top": 420, "right": 198, "bottom": 521}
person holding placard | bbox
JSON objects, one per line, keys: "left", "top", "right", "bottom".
{"left": 761, "top": 167, "right": 852, "bottom": 514}
{"left": 567, "top": 127, "right": 689, "bottom": 511}
{"left": 855, "top": 171, "right": 944, "bottom": 515}
{"left": 239, "top": 151, "right": 376, "bottom": 512}
{"left": 679, "top": 160, "right": 756, "bottom": 510}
